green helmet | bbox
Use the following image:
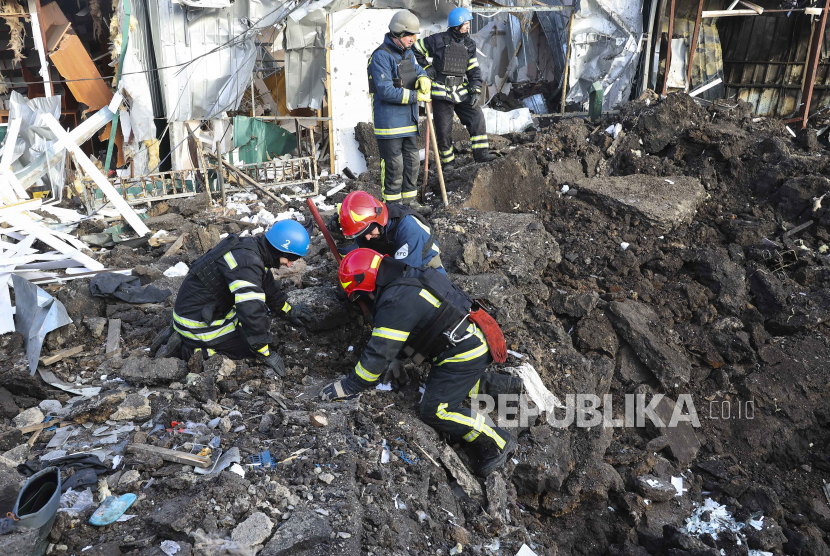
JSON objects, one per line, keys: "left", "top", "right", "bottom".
{"left": 389, "top": 10, "right": 420, "bottom": 36}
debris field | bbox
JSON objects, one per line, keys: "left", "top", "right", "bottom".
{"left": 2, "top": 91, "right": 830, "bottom": 556}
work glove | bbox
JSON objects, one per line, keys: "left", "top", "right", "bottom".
{"left": 285, "top": 303, "right": 313, "bottom": 327}
{"left": 468, "top": 87, "right": 481, "bottom": 107}
{"left": 416, "top": 76, "right": 432, "bottom": 102}
{"left": 425, "top": 66, "right": 438, "bottom": 80}
{"left": 319, "top": 377, "right": 363, "bottom": 401}
{"left": 257, "top": 352, "right": 286, "bottom": 377}
{"left": 380, "top": 358, "right": 409, "bottom": 386}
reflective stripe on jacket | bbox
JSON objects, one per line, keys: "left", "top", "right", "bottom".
{"left": 368, "top": 34, "right": 428, "bottom": 139}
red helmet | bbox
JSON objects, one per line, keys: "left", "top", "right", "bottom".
{"left": 339, "top": 191, "right": 389, "bottom": 239}
{"left": 339, "top": 248, "right": 384, "bottom": 300}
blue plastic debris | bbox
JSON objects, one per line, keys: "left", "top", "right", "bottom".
{"left": 249, "top": 450, "right": 274, "bottom": 468}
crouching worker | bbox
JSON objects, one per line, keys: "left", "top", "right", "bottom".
{"left": 171, "top": 220, "right": 311, "bottom": 376}
{"left": 319, "top": 248, "right": 520, "bottom": 476}
{"left": 329, "top": 191, "right": 445, "bottom": 274}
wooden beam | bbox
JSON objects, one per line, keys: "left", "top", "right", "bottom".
{"left": 126, "top": 443, "right": 212, "bottom": 468}
{"left": 702, "top": 9, "right": 762, "bottom": 17}
{"left": 661, "top": 0, "right": 676, "bottom": 95}
{"left": 160, "top": 233, "right": 186, "bottom": 258}
{"left": 40, "top": 345, "right": 83, "bottom": 365}
{"left": 106, "top": 318, "right": 121, "bottom": 355}
{"left": 561, "top": 12, "right": 575, "bottom": 115}
{"left": 800, "top": 0, "right": 830, "bottom": 129}
{"left": 686, "top": 0, "right": 705, "bottom": 91}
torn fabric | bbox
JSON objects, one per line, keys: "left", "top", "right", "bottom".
{"left": 12, "top": 274, "right": 73, "bottom": 374}
{"left": 89, "top": 273, "right": 171, "bottom": 304}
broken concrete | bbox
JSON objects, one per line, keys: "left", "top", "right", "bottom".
{"left": 119, "top": 356, "right": 187, "bottom": 385}
{"left": 608, "top": 300, "right": 692, "bottom": 389}
{"left": 575, "top": 175, "right": 706, "bottom": 231}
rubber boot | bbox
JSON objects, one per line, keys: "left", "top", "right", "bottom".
{"left": 408, "top": 199, "right": 433, "bottom": 215}
{"left": 441, "top": 160, "right": 456, "bottom": 171}
{"left": 478, "top": 372, "right": 522, "bottom": 397}
{"left": 474, "top": 149, "right": 497, "bottom": 163}
{"left": 476, "top": 433, "right": 517, "bottom": 477}
{"left": 13, "top": 466, "right": 61, "bottom": 556}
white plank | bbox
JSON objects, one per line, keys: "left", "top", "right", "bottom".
{"left": 42, "top": 113, "right": 150, "bottom": 237}
{"left": 0, "top": 198, "right": 42, "bottom": 219}
{"left": 0, "top": 239, "right": 37, "bottom": 254}
{"left": 26, "top": 0, "right": 52, "bottom": 97}
{"left": 16, "top": 260, "right": 84, "bottom": 271}
{"left": 4, "top": 215, "right": 105, "bottom": 271}
{"left": 3, "top": 168, "right": 28, "bottom": 201}
{"left": 16, "top": 101, "right": 118, "bottom": 190}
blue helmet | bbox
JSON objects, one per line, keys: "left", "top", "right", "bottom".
{"left": 264, "top": 219, "right": 310, "bottom": 257}
{"left": 448, "top": 7, "right": 473, "bottom": 28}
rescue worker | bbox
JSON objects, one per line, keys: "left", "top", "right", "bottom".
{"left": 368, "top": 10, "right": 433, "bottom": 214}
{"left": 319, "top": 248, "right": 521, "bottom": 476}
{"left": 413, "top": 7, "right": 497, "bottom": 169}
{"left": 172, "top": 220, "right": 311, "bottom": 376}
{"left": 329, "top": 191, "right": 445, "bottom": 274}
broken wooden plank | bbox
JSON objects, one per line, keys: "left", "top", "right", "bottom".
{"left": 782, "top": 220, "right": 814, "bottom": 238}
{"left": 216, "top": 217, "right": 256, "bottom": 228}
{"left": 160, "top": 233, "right": 186, "bottom": 259}
{"left": 702, "top": 8, "right": 760, "bottom": 16}
{"left": 42, "top": 112, "right": 150, "bottom": 237}
{"left": 45, "top": 21, "right": 70, "bottom": 53}
{"left": 20, "top": 420, "right": 66, "bottom": 434}
{"left": 40, "top": 345, "right": 83, "bottom": 365}
{"left": 217, "top": 157, "right": 286, "bottom": 206}
{"left": 106, "top": 318, "right": 121, "bottom": 355}
{"left": 126, "top": 443, "right": 212, "bottom": 468}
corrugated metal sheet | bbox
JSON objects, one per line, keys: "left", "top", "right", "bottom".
{"left": 719, "top": 10, "right": 830, "bottom": 117}
{"left": 667, "top": 0, "right": 725, "bottom": 101}
{"left": 146, "top": 0, "right": 295, "bottom": 122}
{"left": 130, "top": 0, "right": 165, "bottom": 119}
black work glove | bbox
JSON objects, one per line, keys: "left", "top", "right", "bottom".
{"left": 468, "top": 87, "right": 481, "bottom": 106}
{"left": 257, "top": 352, "right": 286, "bottom": 377}
{"left": 380, "top": 359, "right": 409, "bottom": 386}
{"left": 285, "top": 303, "right": 313, "bottom": 327}
{"left": 302, "top": 217, "right": 314, "bottom": 237}
{"left": 326, "top": 213, "right": 344, "bottom": 240}
{"left": 319, "top": 376, "right": 363, "bottom": 401}
{"left": 425, "top": 66, "right": 438, "bottom": 80}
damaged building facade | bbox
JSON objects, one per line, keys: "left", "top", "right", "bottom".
{"left": 1, "top": 0, "right": 830, "bottom": 555}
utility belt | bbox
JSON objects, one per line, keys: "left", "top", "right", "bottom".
{"left": 442, "top": 75, "right": 465, "bottom": 89}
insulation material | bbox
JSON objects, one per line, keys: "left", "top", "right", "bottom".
{"left": 565, "top": 0, "right": 642, "bottom": 111}
{"left": 329, "top": 8, "right": 395, "bottom": 175}
{"left": 1, "top": 0, "right": 26, "bottom": 67}
{"left": 89, "top": 0, "right": 105, "bottom": 40}
{"left": 7, "top": 91, "right": 65, "bottom": 199}
{"left": 146, "top": 0, "right": 290, "bottom": 122}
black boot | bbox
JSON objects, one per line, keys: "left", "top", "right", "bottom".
{"left": 474, "top": 150, "right": 497, "bottom": 163}
{"left": 476, "top": 434, "right": 517, "bottom": 477}
{"left": 478, "top": 372, "right": 522, "bottom": 397}
{"left": 441, "top": 159, "right": 456, "bottom": 171}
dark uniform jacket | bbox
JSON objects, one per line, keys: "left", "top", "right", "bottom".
{"left": 413, "top": 30, "right": 481, "bottom": 104}
{"left": 368, "top": 34, "right": 428, "bottom": 139}
{"left": 347, "top": 259, "right": 488, "bottom": 389}
{"left": 173, "top": 235, "right": 290, "bottom": 357}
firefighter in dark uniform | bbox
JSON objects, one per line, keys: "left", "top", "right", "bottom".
{"left": 329, "top": 191, "right": 445, "bottom": 274}
{"left": 414, "top": 7, "right": 496, "bottom": 169}
{"left": 172, "top": 220, "right": 311, "bottom": 376}
{"left": 367, "top": 10, "right": 432, "bottom": 214}
{"left": 319, "top": 248, "right": 520, "bottom": 476}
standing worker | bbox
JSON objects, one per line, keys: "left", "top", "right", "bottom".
{"left": 329, "top": 191, "right": 445, "bottom": 274}
{"left": 170, "top": 220, "right": 312, "bottom": 376}
{"left": 367, "top": 10, "right": 433, "bottom": 214}
{"left": 413, "top": 7, "right": 496, "bottom": 169}
{"left": 320, "top": 248, "right": 521, "bottom": 476}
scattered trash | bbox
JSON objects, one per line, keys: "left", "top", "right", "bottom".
{"left": 621, "top": 242, "right": 630, "bottom": 250}
{"left": 515, "top": 545, "right": 538, "bottom": 556}
{"left": 12, "top": 275, "right": 73, "bottom": 373}
{"left": 163, "top": 262, "right": 189, "bottom": 277}
{"left": 160, "top": 540, "right": 182, "bottom": 556}
{"left": 58, "top": 488, "right": 94, "bottom": 515}
{"left": 506, "top": 363, "right": 565, "bottom": 413}
{"left": 89, "top": 493, "right": 137, "bottom": 526}
{"left": 230, "top": 463, "right": 246, "bottom": 477}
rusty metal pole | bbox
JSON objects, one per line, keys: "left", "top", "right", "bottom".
{"left": 661, "top": 0, "right": 676, "bottom": 95}
{"left": 686, "top": 0, "right": 705, "bottom": 91}
{"left": 800, "top": 0, "right": 830, "bottom": 129}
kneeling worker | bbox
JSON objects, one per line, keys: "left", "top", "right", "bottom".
{"left": 320, "top": 248, "right": 519, "bottom": 476}
{"left": 331, "top": 191, "right": 445, "bottom": 274}
{"left": 172, "top": 220, "right": 311, "bottom": 376}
